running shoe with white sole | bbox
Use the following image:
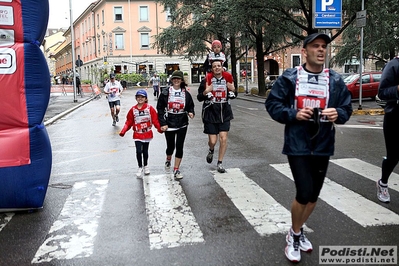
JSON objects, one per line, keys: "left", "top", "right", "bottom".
{"left": 285, "top": 230, "right": 301, "bottom": 262}
{"left": 377, "top": 180, "right": 390, "bottom": 203}
{"left": 217, "top": 163, "right": 226, "bottom": 173}
{"left": 206, "top": 151, "right": 213, "bottom": 164}
{"left": 136, "top": 167, "right": 143, "bottom": 178}
{"left": 144, "top": 166, "right": 150, "bottom": 175}
{"left": 286, "top": 228, "right": 312, "bottom": 252}
{"left": 165, "top": 161, "right": 171, "bottom": 170}
{"left": 174, "top": 169, "right": 183, "bottom": 180}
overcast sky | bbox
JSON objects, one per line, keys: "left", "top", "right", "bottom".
{"left": 48, "top": 0, "right": 94, "bottom": 28}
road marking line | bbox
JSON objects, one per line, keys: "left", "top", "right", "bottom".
{"left": 330, "top": 158, "right": 399, "bottom": 193}
{"left": 212, "top": 168, "right": 312, "bottom": 236}
{"left": 337, "top": 125, "right": 382, "bottom": 129}
{"left": 0, "top": 213, "right": 14, "bottom": 232}
{"left": 143, "top": 174, "right": 204, "bottom": 250}
{"left": 271, "top": 163, "right": 399, "bottom": 227}
{"left": 32, "top": 180, "right": 108, "bottom": 263}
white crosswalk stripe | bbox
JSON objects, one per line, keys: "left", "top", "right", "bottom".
{"left": 1, "top": 158, "right": 398, "bottom": 263}
{"left": 212, "top": 168, "right": 312, "bottom": 236}
{"left": 271, "top": 162, "right": 399, "bottom": 227}
{"left": 31, "top": 180, "right": 109, "bottom": 264}
{"left": 0, "top": 213, "right": 14, "bottom": 233}
{"left": 143, "top": 174, "right": 204, "bottom": 250}
{"left": 330, "top": 158, "right": 399, "bottom": 193}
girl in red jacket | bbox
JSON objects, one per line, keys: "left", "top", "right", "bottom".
{"left": 119, "top": 89, "right": 162, "bottom": 178}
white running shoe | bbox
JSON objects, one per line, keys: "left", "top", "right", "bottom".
{"left": 165, "top": 161, "right": 171, "bottom": 170}
{"left": 136, "top": 167, "right": 143, "bottom": 178}
{"left": 174, "top": 169, "right": 183, "bottom": 180}
{"left": 286, "top": 228, "right": 312, "bottom": 253}
{"left": 217, "top": 163, "right": 226, "bottom": 173}
{"left": 377, "top": 180, "right": 390, "bottom": 203}
{"left": 299, "top": 228, "right": 313, "bottom": 252}
{"left": 285, "top": 230, "right": 301, "bottom": 262}
{"left": 144, "top": 166, "right": 150, "bottom": 175}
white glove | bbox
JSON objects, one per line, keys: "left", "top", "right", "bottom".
{"left": 206, "top": 92, "right": 213, "bottom": 99}
{"left": 228, "top": 91, "right": 236, "bottom": 99}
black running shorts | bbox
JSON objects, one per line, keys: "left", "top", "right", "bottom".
{"left": 203, "top": 120, "right": 230, "bottom": 135}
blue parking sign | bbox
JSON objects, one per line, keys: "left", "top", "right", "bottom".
{"left": 313, "top": 0, "right": 342, "bottom": 28}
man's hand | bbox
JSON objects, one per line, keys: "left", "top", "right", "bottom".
{"left": 296, "top": 107, "right": 313, "bottom": 121}
{"left": 321, "top": 108, "right": 338, "bottom": 122}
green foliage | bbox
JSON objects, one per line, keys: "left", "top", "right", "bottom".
{"left": 332, "top": 0, "right": 399, "bottom": 66}
{"left": 153, "top": 0, "right": 398, "bottom": 95}
{"left": 81, "top": 79, "right": 91, "bottom": 84}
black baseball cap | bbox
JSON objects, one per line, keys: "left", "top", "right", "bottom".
{"left": 303, "top": 33, "right": 331, "bottom": 48}
{"left": 110, "top": 73, "right": 116, "bottom": 78}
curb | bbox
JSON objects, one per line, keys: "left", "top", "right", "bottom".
{"left": 352, "top": 109, "right": 384, "bottom": 116}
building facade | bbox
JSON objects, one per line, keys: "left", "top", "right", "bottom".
{"left": 51, "top": 0, "right": 199, "bottom": 85}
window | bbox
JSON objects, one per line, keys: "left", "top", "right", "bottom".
{"left": 140, "top": 33, "right": 149, "bottom": 49}
{"left": 114, "top": 7, "right": 122, "bottom": 21}
{"left": 97, "top": 14, "right": 99, "bottom": 28}
{"left": 102, "top": 10, "right": 105, "bottom": 25}
{"left": 292, "top": 55, "right": 301, "bottom": 67}
{"left": 165, "top": 7, "right": 172, "bottom": 21}
{"left": 140, "top": 6, "right": 148, "bottom": 21}
{"left": 372, "top": 73, "right": 381, "bottom": 82}
{"left": 361, "top": 74, "right": 370, "bottom": 84}
{"left": 115, "top": 33, "right": 124, "bottom": 49}
{"left": 98, "top": 38, "right": 101, "bottom": 54}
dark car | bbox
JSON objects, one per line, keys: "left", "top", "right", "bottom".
{"left": 344, "top": 72, "right": 382, "bottom": 99}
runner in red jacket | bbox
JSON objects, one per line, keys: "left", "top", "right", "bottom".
{"left": 119, "top": 89, "right": 162, "bottom": 178}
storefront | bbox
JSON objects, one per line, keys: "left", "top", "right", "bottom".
{"left": 191, "top": 62, "right": 205, "bottom": 83}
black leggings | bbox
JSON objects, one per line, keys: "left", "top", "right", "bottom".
{"left": 165, "top": 127, "right": 188, "bottom": 159}
{"left": 135, "top": 141, "right": 149, "bottom": 168}
{"left": 381, "top": 107, "right": 399, "bottom": 183}
{"left": 288, "top": 155, "right": 330, "bottom": 205}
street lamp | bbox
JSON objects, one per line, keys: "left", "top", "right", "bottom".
{"left": 69, "top": 0, "right": 78, "bottom": 102}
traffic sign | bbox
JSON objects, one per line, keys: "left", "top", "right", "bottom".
{"left": 313, "top": 0, "right": 342, "bottom": 28}
{"left": 75, "top": 59, "right": 83, "bottom": 67}
{"left": 356, "top": 10, "right": 367, "bottom": 27}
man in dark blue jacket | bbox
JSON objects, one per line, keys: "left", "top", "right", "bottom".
{"left": 376, "top": 57, "right": 399, "bottom": 203}
{"left": 266, "top": 32, "right": 352, "bottom": 263}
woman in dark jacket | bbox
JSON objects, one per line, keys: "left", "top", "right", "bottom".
{"left": 157, "top": 70, "right": 195, "bottom": 180}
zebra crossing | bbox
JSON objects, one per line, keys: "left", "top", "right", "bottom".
{"left": 0, "top": 158, "right": 398, "bottom": 263}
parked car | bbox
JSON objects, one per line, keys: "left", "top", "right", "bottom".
{"left": 343, "top": 72, "right": 382, "bottom": 99}
{"left": 339, "top": 73, "right": 352, "bottom": 79}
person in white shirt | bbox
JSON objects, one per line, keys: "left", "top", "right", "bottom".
{"left": 104, "top": 73, "right": 124, "bottom": 126}
{"left": 149, "top": 73, "right": 161, "bottom": 99}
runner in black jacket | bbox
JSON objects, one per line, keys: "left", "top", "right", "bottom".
{"left": 197, "top": 60, "right": 236, "bottom": 173}
{"left": 376, "top": 57, "right": 399, "bottom": 203}
{"left": 157, "top": 70, "right": 195, "bottom": 180}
